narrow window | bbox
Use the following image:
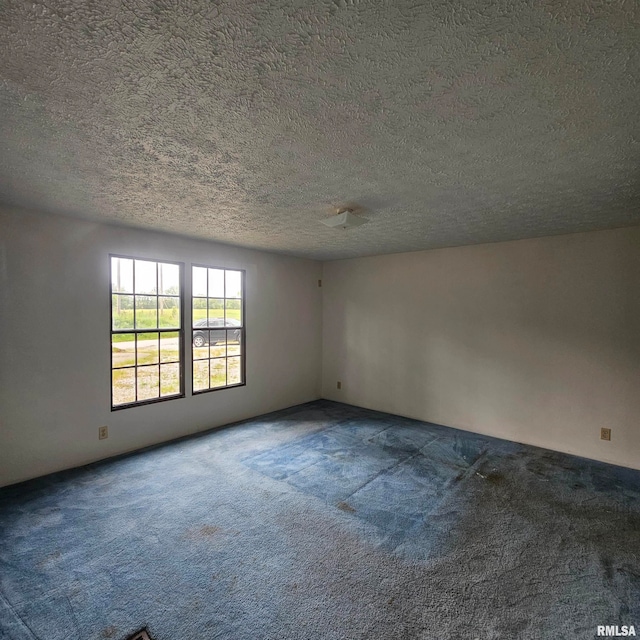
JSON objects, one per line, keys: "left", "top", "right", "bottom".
{"left": 192, "top": 265, "right": 245, "bottom": 393}
{"left": 110, "top": 256, "right": 184, "bottom": 409}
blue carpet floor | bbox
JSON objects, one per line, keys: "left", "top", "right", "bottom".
{"left": 1, "top": 400, "right": 639, "bottom": 639}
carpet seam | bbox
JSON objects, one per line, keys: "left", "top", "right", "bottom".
{"left": 338, "top": 450, "right": 425, "bottom": 506}
{"left": 0, "top": 590, "right": 40, "bottom": 640}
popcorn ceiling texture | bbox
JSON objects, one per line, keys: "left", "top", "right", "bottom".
{"left": 1, "top": 0, "right": 639, "bottom": 260}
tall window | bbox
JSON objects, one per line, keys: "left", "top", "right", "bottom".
{"left": 111, "top": 256, "right": 184, "bottom": 409}
{"left": 192, "top": 265, "right": 245, "bottom": 393}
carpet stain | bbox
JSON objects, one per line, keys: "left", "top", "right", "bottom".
{"left": 184, "top": 525, "right": 222, "bottom": 539}
{"left": 337, "top": 501, "right": 356, "bottom": 513}
{"left": 486, "top": 471, "right": 505, "bottom": 485}
{"left": 125, "top": 629, "right": 153, "bottom": 640}
{"left": 526, "top": 453, "right": 577, "bottom": 477}
{"left": 101, "top": 626, "right": 117, "bottom": 638}
{"left": 36, "top": 550, "right": 61, "bottom": 568}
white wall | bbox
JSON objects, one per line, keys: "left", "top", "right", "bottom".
{"left": 322, "top": 227, "right": 640, "bottom": 470}
{"left": 2, "top": 209, "right": 638, "bottom": 486}
{"left": 0, "top": 207, "right": 322, "bottom": 487}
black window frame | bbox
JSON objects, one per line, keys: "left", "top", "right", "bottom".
{"left": 110, "top": 254, "right": 185, "bottom": 411}
{"left": 191, "top": 264, "right": 246, "bottom": 395}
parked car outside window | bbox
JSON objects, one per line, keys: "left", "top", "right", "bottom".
{"left": 192, "top": 318, "right": 241, "bottom": 347}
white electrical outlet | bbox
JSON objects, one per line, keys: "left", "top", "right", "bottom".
{"left": 98, "top": 426, "right": 109, "bottom": 440}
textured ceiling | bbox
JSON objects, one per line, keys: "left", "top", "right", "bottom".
{"left": 1, "top": 0, "right": 639, "bottom": 260}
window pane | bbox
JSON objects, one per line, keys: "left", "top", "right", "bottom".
{"left": 208, "top": 268, "right": 224, "bottom": 297}
{"left": 193, "top": 345, "right": 209, "bottom": 360}
{"left": 111, "top": 256, "right": 183, "bottom": 409}
{"left": 158, "top": 297, "right": 180, "bottom": 328}
{"left": 192, "top": 326, "right": 209, "bottom": 358}
{"left": 228, "top": 356, "right": 242, "bottom": 385}
{"left": 210, "top": 340, "right": 226, "bottom": 358}
{"left": 208, "top": 298, "right": 224, "bottom": 320}
{"left": 226, "top": 270, "right": 242, "bottom": 298}
{"left": 225, "top": 298, "right": 242, "bottom": 325}
{"left": 113, "top": 368, "right": 136, "bottom": 405}
{"left": 135, "top": 260, "right": 157, "bottom": 294}
{"left": 193, "top": 359, "right": 209, "bottom": 392}
{"left": 192, "top": 297, "right": 207, "bottom": 326}
{"left": 111, "top": 258, "right": 133, "bottom": 293}
{"left": 160, "top": 332, "right": 180, "bottom": 363}
{"left": 192, "top": 266, "right": 207, "bottom": 297}
{"left": 135, "top": 295, "right": 158, "bottom": 329}
{"left": 112, "top": 295, "right": 134, "bottom": 330}
{"left": 207, "top": 323, "right": 226, "bottom": 353}
{"left": 137, "top": 333, "right": 159, "bottom": 365}
{"left": 210, "top": 358, "right": 226, "bottom": 388}
{"left": 190, "top": 265, "right": 244, "bottom": 397}
{"left": 192, "top": 329, "right": 209, "bottom": 360}
{"left": 227, "top": 330, "right": 242, "bottom": 356}
{"left": 160, "top": 363, "right": 180, "bottom": 397}
{"left": 137, "top": 365, "right": 159, "bottom": 400}
{"left": 159, "top": 263, "right": 179, "bottom": 295}
{"left": 112, "top": 334, "right": 135, "bottom": 368}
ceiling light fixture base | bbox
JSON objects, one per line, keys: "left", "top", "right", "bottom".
{"left": 320, "top": 209, "right": 367, "bottom": 230}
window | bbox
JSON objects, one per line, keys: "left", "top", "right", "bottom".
{"left": 110, "top": 256, "right": 184, "bottom": 409}
{"left": 192, "top": 265, "right": 245, "bottom": 393}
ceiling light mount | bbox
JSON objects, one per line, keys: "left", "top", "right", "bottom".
{"left": 320, "top": 207, "right": 368, "bottom": 230}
